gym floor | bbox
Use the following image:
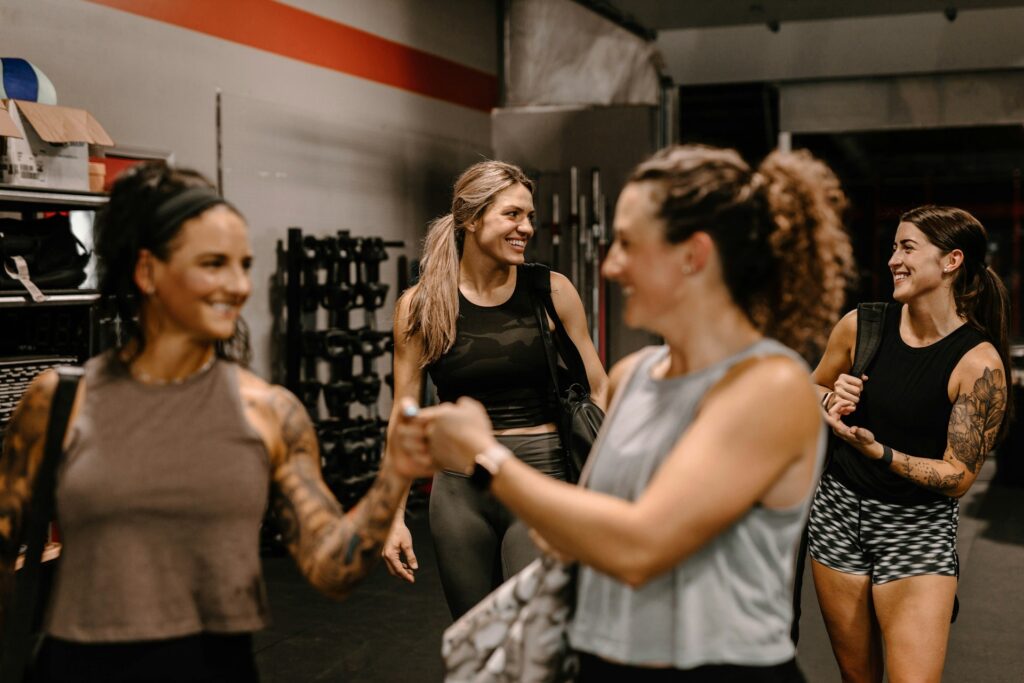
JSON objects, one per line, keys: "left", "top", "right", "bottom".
{"left": 254, "top": 458, "right": 1024, "bottom": 682}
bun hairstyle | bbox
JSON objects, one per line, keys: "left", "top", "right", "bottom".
{"left": 94, "top": 160, "right": 251, "bottom": 365}
{"left": 629, "top": 144, "right": 854, "bottom": 359}
{"left": 900, "top": 205, "right": 1013, "bottom": 441}
{"left": 403, "top": 160, "right": 534, "bottom": 366}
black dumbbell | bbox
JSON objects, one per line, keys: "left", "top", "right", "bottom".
{"left": 353, "top": 373, "right": 382, "bottom": 406}
{"left": 302, "top": 329, "right": 358, "bottom": 360}
{"left": 298, "top": 380, "right": 321, "bottom": 414}
{"left": 323, "top": 380, "right": 356, "bottom": 417}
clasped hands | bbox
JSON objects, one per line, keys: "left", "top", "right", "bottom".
{"left": 823, "top": 373, "right": 884, "bottom": 460}
{"left": 391, "top": 396, "right": 499, "bottom": 475}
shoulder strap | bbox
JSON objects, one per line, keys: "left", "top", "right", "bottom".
{"left": 851, "top": 302, "right": 890, "bottom": 377}
{"left": 528, "top": 268, "right": 563, "bottom": 406}
{"left": 0, "top": 366, "right": 83, "bottom": 681}
{"left": 522, "top": 264, "right": 590, "bottom": 392}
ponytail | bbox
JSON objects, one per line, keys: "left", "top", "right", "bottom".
{"left": 403, "top": 213, "right": 461, "bottom": 366}
{"left": 964, "top": 263, "right": 1014, "bottom": 442}
{"left": 756, "top": 150, "right": 854, "bottom": 360}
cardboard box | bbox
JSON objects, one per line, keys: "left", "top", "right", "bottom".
{"left": 0, "top": 100, "right": 113, "bottom": 191}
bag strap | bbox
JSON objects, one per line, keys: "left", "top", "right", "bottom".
{"left": 0, "top": 367, "right": 83, "bottom": 681}
{"left": 524, "top": 264, "right": 590, "bottom": 392}
{"left": 526, "top": 266, "right": 565, "bottom": 413}
{"left": 851, "top": 302, "right": 890, "bottom": 377}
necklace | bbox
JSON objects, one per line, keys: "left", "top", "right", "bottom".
{"left": 131, "top": 353, "right": 217, "bottom": 386}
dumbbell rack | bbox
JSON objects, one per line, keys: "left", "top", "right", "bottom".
{"left": 281, "top": 227, "right": 403, "bottom": 510}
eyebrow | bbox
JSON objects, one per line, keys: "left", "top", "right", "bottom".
{"left": 894, "top": 239, "right": 919, "bottom": 247}
{"left": 500, "top": 203, "right": 534, "bottom": 213}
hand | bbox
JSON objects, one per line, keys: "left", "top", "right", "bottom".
{"left": 382, "top": 520, "right": 418, "bottom": 583}
{"left": 529, "top": 528, "right": 575, "bottom": 564}
{"left": 420, "top": 397, "right": 497, "bottom": 474}
{"left": 829, "top": 373, "right": 868, "bottom": 416}
{"left": 824, "top": 403, "right": 878, "bottom": 456}
{"left": 389, "top": 399, "right": 435, "bottom": 480}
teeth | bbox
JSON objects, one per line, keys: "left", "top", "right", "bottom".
{"left": 211, "top": 303, "right": 235, "bottom": 312}
{"left": 508, "top": 239, "right": 526, "bottom": 247}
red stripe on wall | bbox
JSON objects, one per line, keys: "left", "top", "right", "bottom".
{"left": 84, "top": 0, "right": 498, "bottom": 112}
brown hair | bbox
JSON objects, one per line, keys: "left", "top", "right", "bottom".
{"left": 629, "top": 144, "right": 854, "bottom": 359}
{"left": 900, "top": 205, "right": 1013, "bottom": 441}
{"left": 402, "top": 160, "right": 534, "bottom": 366}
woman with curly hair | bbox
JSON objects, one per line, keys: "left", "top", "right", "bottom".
{"left": 808, "top": 206, "right": 1011, "bottom": 683}
{"left": 380, "top": 160, "right": 607, "bottom": 619}
{"left": 400, "top": 144, "right": 855, "bottom": 681}
{"left": 0, "top": 162, "right": 432, "bottom": 682}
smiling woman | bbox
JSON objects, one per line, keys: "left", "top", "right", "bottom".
{"left": 0, "top": 162, "right": 434, "bottom": 681}
{"left": 380, "top": 160, "right": 608, "bottom": 619}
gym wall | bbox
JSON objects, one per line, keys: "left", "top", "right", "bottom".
{"left": 0, "top": 0, "right": 497, "bottom": 379}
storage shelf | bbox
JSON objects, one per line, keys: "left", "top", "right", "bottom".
{"left": 0, "top": 185, "right": 108, "bottom": 209}
{"left": 0, "top": 290, "right": 101, "bottom": 308}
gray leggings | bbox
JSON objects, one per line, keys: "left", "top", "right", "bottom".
{"left": 429, "top": 432, "right": 565, "bottom": 619}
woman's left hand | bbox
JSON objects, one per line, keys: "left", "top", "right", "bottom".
{"left": 824, "top": 404, "right": 877, "bottom": 454}
{"left": 420, "top": 397, "right": 498, "bottom": 473}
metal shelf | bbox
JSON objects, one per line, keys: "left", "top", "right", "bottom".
{"left": 0, "top": 185, "right": 108, "bottom": 209}
{"left": 0, "top": 290, "right": 101, "bottom": 308}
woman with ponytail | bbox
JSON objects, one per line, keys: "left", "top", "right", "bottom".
{"left": 381, "top": 160, "right": 607, "bottom": 618}
{"left": 398, "top": 145, "right": 854, "bottom": 680}
{"left": 808, "top": 205, "right": 1011, "bottom": 682}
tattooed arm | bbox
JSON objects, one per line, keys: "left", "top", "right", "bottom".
{"left": 0, "top": 371, "right": 59, "bottom": 631}
{"left": 827, "top": 344, "right": 1007, "bottom": 497}
{"left": 247, "top": 379, "right": 430, "bottom": 600}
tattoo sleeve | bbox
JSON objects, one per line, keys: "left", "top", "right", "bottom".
{"left": 0, "top": 377, "right": 53, "bottom": 630}
{"left": 267, "top": 387, "right": 408, "bottom": 599}
{"left": 889, "top": 367, "right": 1007, "bottom": 496}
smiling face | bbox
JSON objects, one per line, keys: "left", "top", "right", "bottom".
{"left": 465, "top": 182, "right": 535, "bottom": 265}
{"left": 137, "top": 204, "right": 253, "bottom": 342}
{"left": 888, "top": 220, "right": 960, "bottom": 303}
{"left": 602, "top": 181, "right": 690, "bottom": 331}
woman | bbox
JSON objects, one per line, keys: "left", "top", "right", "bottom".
{"left": 808, "top": 205, "right": 1011, "bottom": 683}
{"left": 400, "top": 144, "right": 855, "bottom": 680}
{"left": 0, "top": 162, "right": 431, "bottom": 682}
{"left": 380, "top": 160, "right": 607, "bottom": 618}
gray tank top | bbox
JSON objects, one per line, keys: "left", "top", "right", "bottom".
{"left": 568, "top": 340, "right": 825, "bottom": 669}
{"left": 47, "top": 352, "right": 272, "bottom": 641}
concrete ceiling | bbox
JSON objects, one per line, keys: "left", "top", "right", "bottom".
{"left": 603, "top": 0, "right": 1024, "bottom": 31}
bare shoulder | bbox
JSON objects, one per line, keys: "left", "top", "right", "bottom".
{"left": 6, "top": 369, "right": 59, "bottom": 436}
{"left": 235, "top": 368, "right": 314, "bottom": 465}
{"left": 833, "top": 308, "right": 859, "bottom": 346}
{"left": 952, "top": 341, "right": 1005, "bottom": 390}
{"left": 548, "top": 270, "right": 579, "bottom": 300}
{"left": 709, "top": 354, "right": 818, "bottom": 423}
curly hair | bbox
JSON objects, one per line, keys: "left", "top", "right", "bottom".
{"left": 94, "top": 161, "right": 251, "bottom": 366}
{"left": 629, "top": 145, "right": 854, "bottom": 359}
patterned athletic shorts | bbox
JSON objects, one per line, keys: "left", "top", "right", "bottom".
{"left": 807, "top": 472, "right": 959, "bottom": 585}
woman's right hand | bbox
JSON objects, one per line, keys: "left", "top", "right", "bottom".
{"left": 382, "top": 520, "right": 418, "bottom": 583}
{"left": 830, "top": 373, "right": 867, "bottom": 416}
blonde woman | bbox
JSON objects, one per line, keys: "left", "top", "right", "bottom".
{"left": 381, "top": 161, "right": 607, "bottom": 618}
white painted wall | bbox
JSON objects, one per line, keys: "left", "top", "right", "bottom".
{"left": 658, "top": 6, "right": 1024, "bottom": 85}
{"left": 0, "top": 0, "right": 496, "bottom": 383}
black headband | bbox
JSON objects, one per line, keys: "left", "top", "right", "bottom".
{"left": 151, "top": 187, "right": 229, "bottom": 242}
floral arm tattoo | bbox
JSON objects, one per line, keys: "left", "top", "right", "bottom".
{"left": 0, "top": 376, "right": 53, "bottom": 630}
{"left": 888, "top": 367, "right": 1007, "bottom": 495}
{"left": 266, "top": 387, "right": 407, "bottom": 599}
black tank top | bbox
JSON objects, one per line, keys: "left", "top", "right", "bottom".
{"left": 427, "top": 267, "right": 557, "bottom": 430}
{"left": 828, "top": 304, "right": 986, "bottom": 505}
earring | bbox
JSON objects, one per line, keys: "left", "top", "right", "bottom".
{"left": 682, "top": 265, "right": 694, "bottom": 275}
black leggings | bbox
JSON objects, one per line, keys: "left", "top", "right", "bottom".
{"left": 31, "top": 632, "right": 258, "bottom": 683}
{"left": 429, "top": 432, "right": 564, "bottom": 619}
{"left": 577, "top": 653, "right": 805, "bottom": 683}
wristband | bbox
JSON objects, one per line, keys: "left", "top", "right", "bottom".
{"left": 470, "top": 445, "right": 513, "bottom": 491}
{"left": 879, "top": 444, "right": 893, "bottom": 467}
{"left": 821, "top": 391, "right": 833, "bottom": 409}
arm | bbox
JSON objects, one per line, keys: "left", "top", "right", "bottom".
{"left": 828, "top": 344, "right": 1007, "bottom": 498}
{"left": 380, "top": 291, "right": 427, "bottom": 582}
{"left": 426, "top": 355, "right": 818, "bottom": 587}
{"left": 264, "top": 385, "right": 427, "bottom": 599}
{"left": 810, "top": 309, "right": 857, "bottom": 408}
{"left": 549, "top": 271, "right": 609, "bottom": 409}
{"left": 0, "top": 371, "right": 59, "bottom": 630}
